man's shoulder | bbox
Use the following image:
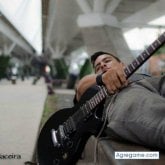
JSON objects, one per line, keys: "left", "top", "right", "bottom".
{"left": 129, "top": 73, "right": 151, "bottom": 82}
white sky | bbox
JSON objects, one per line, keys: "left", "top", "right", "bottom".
{"left": 124, "top": 15, "right": 165, "bottom": 50}
{"left": 0, "top": 0, "right": 42, "bottom": 54}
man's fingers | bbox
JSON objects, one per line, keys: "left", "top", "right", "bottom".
{"left": 102, "top": 67, "right": 128, "bottom": 93}
{"left": 117, "top": 70, "right": 128, "bottom": 87}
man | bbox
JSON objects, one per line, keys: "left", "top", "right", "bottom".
{"left": 75, "top": 51, "right": 165, "bottom": 150}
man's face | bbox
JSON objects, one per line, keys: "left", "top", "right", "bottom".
{"left": 94, "top": 54, "right": 124, "bottom": 74}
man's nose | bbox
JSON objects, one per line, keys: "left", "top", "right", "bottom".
{"left": 100, "top": 62, "right": 106, "bottom": 68}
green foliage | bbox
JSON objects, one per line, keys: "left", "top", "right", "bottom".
{"left": 79, "top": 58, "right": 93, "bottom": 79}
{"left": 40, "top": 94, "right": 58, "bottom": 128}
{"left": 0, "top": 55, "right": 10, "bottom": 79}
{"left": 154, "top": 45, "right": 165, "bottom": 55}
{"left": 53, "top": 58, "right": 68, "bottom": 79}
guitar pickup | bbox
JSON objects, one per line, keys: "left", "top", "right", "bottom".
{"left": 59, "top": 125, "right": 66, "bottom": 140}
{"left": 51, "top": 129, "right": 60, "bottom": 148}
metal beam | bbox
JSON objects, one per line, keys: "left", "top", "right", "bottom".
{"left": 48, "top": 42, "right": 66, "bottom": 59}
{"left": 77, "top": 13, "right": 119, "bottom": 27}
{"left": 77, "top": 12, "right": 165, "bottom": 30}
{"left": 93, "top": 0, "right": 107, "bottom": 12}
{"left": 0, "top": 19, "right": 34, "bottom": 54}
{"left": 106, "top": 0, "right": 121, "bottom": 14}
{"left": 6, "top": 42, "right": 16, "bottom": 55}
{"left": 120, "top": 22, "right": 165, "bottom": 30}
{"left": 45, "top": 0, "right": 56, "bottom": 49}
{"left": 76, "top": 0, "right": 92, "bottom": 14}
{"left": 123, "top": 0, "right": 165, "bottom": 26}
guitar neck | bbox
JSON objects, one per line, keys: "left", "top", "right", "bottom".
{"left": 124, "top": 32, "right": 165, "bottom": 78}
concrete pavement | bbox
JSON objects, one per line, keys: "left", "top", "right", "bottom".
{"left": 0, "top": 78, "right": 47, "bottom": 165}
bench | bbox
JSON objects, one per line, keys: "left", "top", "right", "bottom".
{"left": 77, "top": 136, "right": 165, "bottom": 165}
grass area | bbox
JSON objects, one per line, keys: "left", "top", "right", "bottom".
{"left": 40, "top": 94, "right": 58, "bottom": 128}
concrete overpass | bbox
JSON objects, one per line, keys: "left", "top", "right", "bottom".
{"left": 0, "top": 0, "right": 164, "bottom": 64}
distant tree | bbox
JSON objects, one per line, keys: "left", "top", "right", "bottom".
{"left": 154, "top": 45, "right": 165, "bottom": 55}
{"left": 0, "top": 55, "right": 10, "bottom": 79}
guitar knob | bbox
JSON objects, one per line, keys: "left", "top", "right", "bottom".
{"left": 66, "top": 140, "right": 73, "bottom": 148}
{"left": 83, "top": 118, "right": 87, "bottom": 122}
{"left": 62, "top": 153, "right": 68, "bottom": 159}
{"left": 53, "top": 158, "right": 60, "bottom": 165}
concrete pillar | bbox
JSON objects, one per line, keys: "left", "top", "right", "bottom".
{"left": 104, "top": 26, "right": 133, "bottom": 64}
{"left": 76, "top": 0, "right": 134, "bottom": 65}
{"left": 81, "top": 25, "right": 133, "bottom": 65}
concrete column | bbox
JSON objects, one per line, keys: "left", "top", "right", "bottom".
{"left": 76, "top": 0, "right": 134, "bottom": 65}
{"left": 81, "top": 25, "right": 133, "bottom": 65}
{"left": 104, "top": 26, "right": 133, "bottom": 64}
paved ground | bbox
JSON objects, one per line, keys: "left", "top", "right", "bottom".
{"left": 54, "top": 88, "right": 75, "bottom": 110}
{"left": 0, "top": 77, "right": 107, "bottom": 165}
{"left": 0, "top": 78, "right": 47, "bottom": 165}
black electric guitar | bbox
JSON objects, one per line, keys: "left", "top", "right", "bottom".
{"left": 37, "top": 32, "right": 165, "bottom": 165}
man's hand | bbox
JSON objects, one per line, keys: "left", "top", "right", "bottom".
{"left": 102, "top": 64, "right": 128, "bottom": 93}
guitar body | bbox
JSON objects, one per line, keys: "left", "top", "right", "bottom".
{"left": 37, "top": 86, "right": 105, "bottom": 165}
{"left": 37, "top": 31, "right": 165, "bottom": 165}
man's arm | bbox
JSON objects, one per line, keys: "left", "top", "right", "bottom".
{"left": 76, "top": 74, "right": 97, "bottom": 101}
{"left": 76, "top": 66, "right": 128, "bottom": 101}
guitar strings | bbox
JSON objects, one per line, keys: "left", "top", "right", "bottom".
{"left": 93, "top": 92, "right": 118, "bottom": 164}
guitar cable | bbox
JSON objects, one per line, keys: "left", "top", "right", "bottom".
{"left": 93, "top": 92, "right": 118, "bottom": 164}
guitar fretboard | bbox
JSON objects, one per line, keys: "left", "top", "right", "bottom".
{"left": 124, "top": 32, "right": 165, "bottom": 78}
